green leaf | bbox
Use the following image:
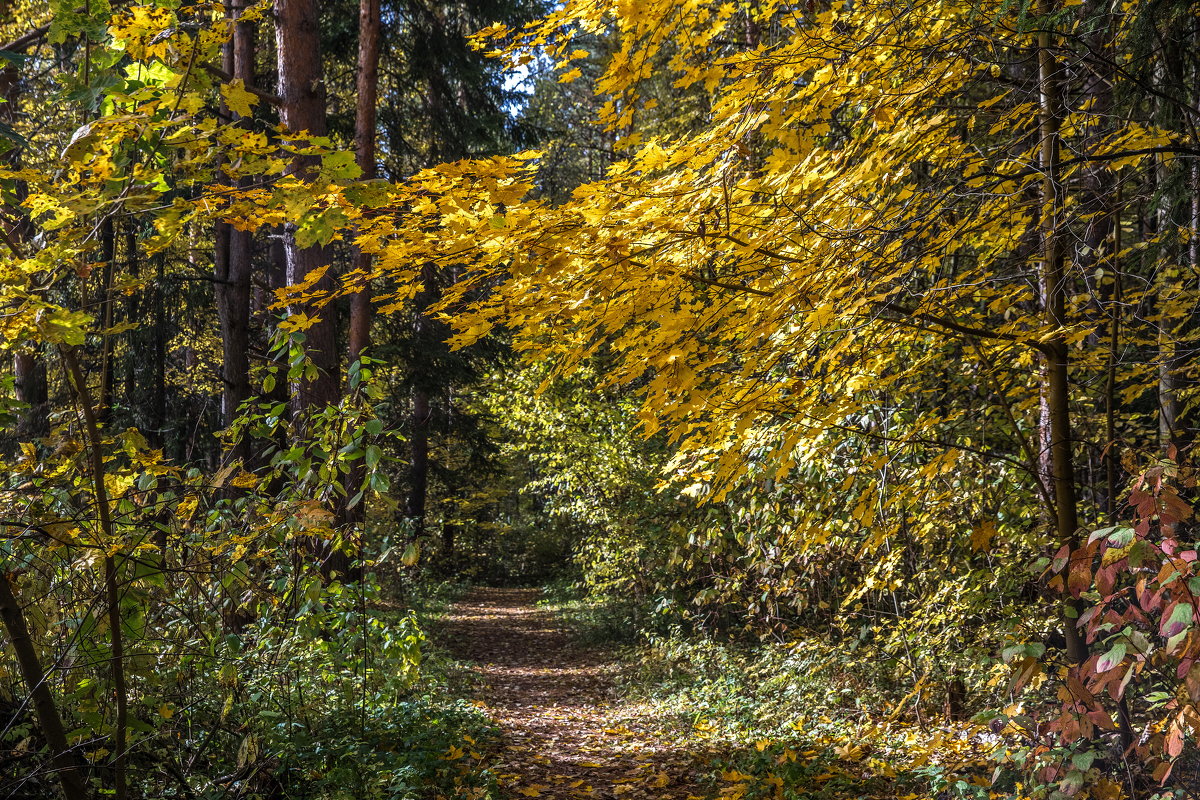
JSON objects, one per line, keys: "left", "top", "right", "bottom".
{"left": 1095, "top": 641, "right": 1126, "bottom": 672}
{"left": 1162, "top": 602, "right": 1193, "bottom": 648}
{"left": 0, "top": 119, "right": 24, "bottom": 153}
{"left": 1106, "top": 527, "right": 1135, "bottom": 546}
{"left": 37, "top": 308, "right": 92, "bottom": 345}
{"left": 320, "top": 150, "right": 362, "bottom": 180}
{"left": 365, "top": 445, "right": 382, "bottom": 468}
{"left": 1071, "top": 751, "right": 1097, "bottom": 771}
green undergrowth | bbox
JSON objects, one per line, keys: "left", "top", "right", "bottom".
{"left": 180, "top": 575, "right": 499, "bottom": 800}
{"left": 536, "top": 578, "right": 668, "bottom": 646}
{"left": 403, "top": 576, "right": 476, "bottom": 622}
{"left": 541, "top": 587, "right": 1170, "bottom": 800}
{"left": 621, "top": 629, "right": 998, "bottom": 800}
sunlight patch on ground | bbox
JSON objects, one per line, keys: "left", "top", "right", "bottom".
{"left": 440, "top": 588, "right": 701, "bottom": 799}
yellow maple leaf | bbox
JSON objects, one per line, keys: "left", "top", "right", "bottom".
{"left": 970, "top": 520, "right": 997, "bottom": 552}
{"left": 220, "top": 79, "right": 258, "bottom": 118}
{"left": 231, "top": 471, "right": 259, "bottom": 489}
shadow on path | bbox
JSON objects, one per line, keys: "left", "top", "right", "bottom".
{"left": 440, "top": 588, "right": 702, "bottom": 800}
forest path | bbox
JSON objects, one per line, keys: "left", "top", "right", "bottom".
{"left": 440, "top": 588, "right": 702, "bottom": 800}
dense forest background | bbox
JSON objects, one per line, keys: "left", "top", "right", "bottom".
{"left": 0, "top": 0, "right": 1199, "bottom": 797}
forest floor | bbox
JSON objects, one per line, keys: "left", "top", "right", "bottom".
{"left": 440, "top": 587, "right": 704, "bottom": 800}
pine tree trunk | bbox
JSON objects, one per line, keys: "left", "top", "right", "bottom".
{"left": 216, "top": 0, "right": 256, "bottom": 462}
{"left": 0, "top": 39, "right": 48, "bottom": 443}
{"left": 343, "top": 0, "right": 380, "bottom": 549}
{"left": 150, "top": 255, "right": 167, "bottom": 450}
{"left": 407, "top": 386, "right": 430, "bottom": 537}
{"left": 275, "top": 0, "right": 339, "bottom": 420}
{"left": 347, "top": 0, "right": 379, "bottom": 365}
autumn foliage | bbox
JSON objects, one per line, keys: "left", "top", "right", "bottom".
{"left": 0, "top": 0, "right": 1199, "bottom": 796}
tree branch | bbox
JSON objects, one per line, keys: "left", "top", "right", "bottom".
{"left": 1, "top": 23, "right": 51, "bottom": 53}
{"left": 877, "top": 300, "right": 1051, "bottom": 354}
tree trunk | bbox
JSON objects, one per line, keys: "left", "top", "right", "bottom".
{"left": 61, "top": 348, "right": 126, "bottom": 800}
{"left": 0, "top": 575, "right": 90, "bottom": 800}
{"left": 407, "top": 387, "right": 430, "bottom": 537}
{"left": 1153, "top": 21, "right": 1196, "bottom": 456}
{"left": 14, "top": 348, "right": 48, "bottom": 440}
{"left": 1157, "top": 160, "right": 1182, "bottom": 453}
{"left": 347, "top": 0, "right": 379, "bottom": 366}
{"left": 1, "top": 49, "right": 49, "bottom": 442}
{"left": 1104, "top": 195, "right": 1122, "bottom": 521}
{"left": 1075, "top": 0, "right": 1120, "bottom": 518}
{"left": 122, "top": 226, "right": 138, "bottom": 411}
{"left": 97, "top": 219, "right": 115, "bottom": 425}
{"left": 441, "top": 518, "right": 457, "bottom": 561}
{"left": 1037, "top": 0, "right": 1088, "bottom": 666}
{"left": 343, "top": 0, "right": 380, "bottom": 545}
{"left": 150, "top": 255, "right": 167, "bottom": 450}
{"left": 1079, "top": 1, "right": 1136, "bottom": 750}
{"left": 216, "top": 0, "right": 256, "bottom": 463}
{"left": 274, "top": 0, "right": 339, "bottom": 421}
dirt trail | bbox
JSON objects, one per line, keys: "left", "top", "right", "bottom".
{"left": 440, "top": 588, "right": 701, "bottom": 800}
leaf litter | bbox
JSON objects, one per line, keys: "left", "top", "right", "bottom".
{"left": 440, "top": 588, "right": 702, "bottom": 800}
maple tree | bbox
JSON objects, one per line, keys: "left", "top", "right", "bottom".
{"left": 0, "top": 0, "right": 1199, "bottom": 796}
{"left": 337, "top": 0, "right": 1198, "bottom": 789}
{"left": 0, "top": 0, "right": 508, "bottom": 795}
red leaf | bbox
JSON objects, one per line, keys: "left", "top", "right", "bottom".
{"left": 1067, "top": 674, "right": 1096, "bottom": 705}
{"left": 1183, "top": 662, "right": 1200, "bottom": 700}
{"left": 1068, "top": 559, "right": 1093, "bottom": 598}
{"left": 1161, "top": 490, "right": 1192, "bottom": 523}
{"left": 1052, "top": 544, "right": 1071, "bottom": 573}
{"left": 1166, "top": 724, "right": 1184, "bottom": 758}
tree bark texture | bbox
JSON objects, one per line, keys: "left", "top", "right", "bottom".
{"left": 275, "top": 0, "right": 339, "bottom": 419}
{"left": 1, "top": 50, "right": 49, "bottom": 442}
{"left": 1037, "top": 0, "right": 1088, "bottom": 666}
{"left": 216, "top": 0, "right": 256, "bottom": 461}
{"left": 341, "top": 0, "right": 381, "bottom": 543}
{"left": 0, "top": 574, "right": 90, "bottom": 800}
